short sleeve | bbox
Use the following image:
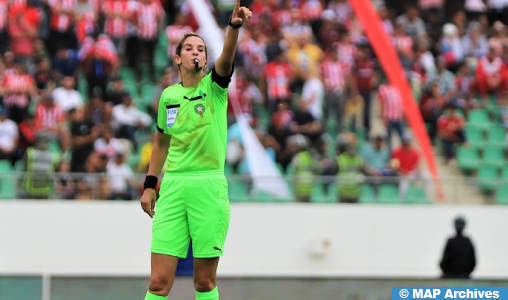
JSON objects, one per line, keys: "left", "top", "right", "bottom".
{"left": 211, "top": 63, "right": 235, "bottom": 89}
{"left": 156, "top": 90, "right": 169, "bottom": 134}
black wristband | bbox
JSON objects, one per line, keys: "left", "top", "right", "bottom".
{"left": 228, "top": 16, "right": 242, "bottom": 29}
{"left": 143, "top": 175, "right": 158, "bottom": 190}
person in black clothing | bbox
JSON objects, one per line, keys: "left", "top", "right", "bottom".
{"left": 439, "top": 216, "right": 476, "bottom": 279}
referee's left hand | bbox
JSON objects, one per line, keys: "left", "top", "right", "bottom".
{"left": 230, "top": 0, "right": 252, "bottom": 26}
{"left": 141, "top": 189, "right": 156, "bottom": 218}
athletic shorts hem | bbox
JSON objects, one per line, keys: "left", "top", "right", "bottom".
{"left": 193, "top": 251, "right": 224, "bottom": 258}
{"left": 150, "top": 247, "right": 187, "bottom": 259}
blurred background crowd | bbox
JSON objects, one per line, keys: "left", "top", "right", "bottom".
{"left": 1, "top": 0, "right": 508, "bottom": 202}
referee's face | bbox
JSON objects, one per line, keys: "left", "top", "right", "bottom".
{"left": 175, "top": 36, "right": 207, "bottom": 71}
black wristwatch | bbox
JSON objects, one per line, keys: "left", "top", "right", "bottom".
{"left": 228, "top": 16, "right": 242, "bottom": 29}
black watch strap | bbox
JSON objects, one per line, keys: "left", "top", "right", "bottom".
{"left": 228, "top": 16, "right": 242, "bottom": 29}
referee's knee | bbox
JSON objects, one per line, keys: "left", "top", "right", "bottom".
{"left": 148, "top": 275, "right": 171, "bottom": 295}
{"left": 194, "top": 278, "right": 215, "bottom": 292}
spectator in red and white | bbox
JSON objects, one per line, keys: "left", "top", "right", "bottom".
{"left": 378, "top": 77, "right": 405, "bottom": 150}
{"left": 392, "top": 20, "right": 414, "bottom": 69}
{"left": 353, "top": 42, "right": 376, "bottom": 138}
{"left": 7, "top": 0, "right": 41, "bottom": 69}
{"left": 475, "top": 39, "right": 508, "bottom": 106}
{"left": 74, "top": 0, "right": 98, "bottom": 42}
{"left": 134, "top": 0, "right": 163, "bottom": 83}
{"left": 260, "top": 47, "right": 295, "bottom": 115}
{"left": 237, "top": 26, "right": 267, "bottom": 80}
{"left": 47, "top": 0, "right": 78, "bottom": 56}
{"left": 438, "top": 101, "right": 467, "bottom": 165}
{"left": 111, "top": 93, "right": 151, "bottom": 149}
{"left": 395, "top": 5, "right": 427, "bottom": 40}
{"left": 439, "top": 23, "right": 465, "bottom": 71}
{"left": 378, "top": 6, "right": 394, "bottom": 37}
{"left": 391, "top": 134, "right": 431, "bottom": 200}
{"left": 165, "top": 12, "right": 193, "bottom": 65}
{"left": 462, "top": 21, "right": 488, "bottom": 59}
{"left": 79, "top": 31, "right": 119, "bottom": 98}
{"left": 33, "top": 93, "right": 70, "bottom": 151}
{"left": 0, "top": 0, "right": 8, "bottom": 54}
{"left": 321, "top": 46, "right": 347, "bottom": 134}
{"left": 0, "top": 107, "right": 19, "bottom": 165}
{"left": 102, "top": 0, "right": 134, "bottom": 57}
{"left": 94, "top": 127, "right": 124, "bottom": 160}
{"left": 272, "top": 0, "right": 292, "bottom": 30}
{"left": 51, "top": 76, "right": 84, "bottom": 113}
{"left": 334, "top": 30, "right": 357, "bottom": 74}
{"left": 0, "top": 59, "right": 38, "bottom": 124}
{"left": 281, "top": 8, "right": 312, "bottom": 45}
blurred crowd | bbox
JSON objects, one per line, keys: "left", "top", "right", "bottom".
{"left": 0, "top": 0, "right": 507, "bottom": 201}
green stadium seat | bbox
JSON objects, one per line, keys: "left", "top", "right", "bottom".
{"left": 405, "top": 185, "right": 430, "bottom": 204}
{"left": 377, "top": 184, "right": 400, "bottom": 204}
{"left": 0, "top": 160, "right": 12, "bottom": 172}
{"left": 141, "top": 84, "right": 157, "bottom": 108}
{"left": 477, "top": 164, "right": 499, "bottom": 193}
{"left": 359, "top": 185, "right": 376, "bottom": 204}
{"left": 496, "top": 184, "right": 508, "bottom": 205}
{"left": 468, "top": 109, "right": 491, "bottom": 129}
{"left": 482, "top": 147, "right": 505, "bottom": 165}
{"left": 457, "top": 146, "right": 480, "bottom": 172}
{"left": 120, "top": 68, "right": 136, "bottom": 83}
{"left": 486, "top": 126, "right": 506, "bottom": 147}
{"left": 0, "top": 160, "right": 15, "bottom": 200}
{"left": 501, "top": 165, "right": 508, "bottom": 182}
{"left": 14, "top": 160, "right": 24, "bottom": 171}
{"left": 465, "top": 126, "right": 484, "bottom": 146}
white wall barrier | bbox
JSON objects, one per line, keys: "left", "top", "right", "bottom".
{"left": 0, "top": 201, "right": 506, "bottom": 278}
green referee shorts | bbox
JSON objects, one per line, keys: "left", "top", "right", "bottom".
{"left": 151, "top": 171, "right": 230, "bottom": 258}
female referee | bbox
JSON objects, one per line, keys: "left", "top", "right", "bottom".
{"left": 140, "top": 1, "right": 252, "bottom": 300}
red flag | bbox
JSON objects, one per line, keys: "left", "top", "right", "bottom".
{"left": 348, "top": 0, "right": 443, "bottom": 199}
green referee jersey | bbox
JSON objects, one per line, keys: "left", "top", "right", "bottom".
{"left": 157, "top": 67, "right": 232, "bottom": 174}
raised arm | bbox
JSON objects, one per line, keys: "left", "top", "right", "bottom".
{"left": 214, "top": 0, "right": 252, "bottom": 77}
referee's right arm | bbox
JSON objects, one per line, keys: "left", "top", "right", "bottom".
{"left": 147, "top": 131, "right": 171, "bottom": 178}
{"left": 141, "top": 132, "right": 171, "bottom": 218}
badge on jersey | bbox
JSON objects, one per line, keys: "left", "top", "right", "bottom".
{"left": 166, "top": 104, "right": 180, "bottom": 128}
{"left": 194, "top": 104, "right": 205, "bottom": 118}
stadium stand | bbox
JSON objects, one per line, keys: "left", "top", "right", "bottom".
{"left": 0, "top": 0, "right": 508, "bottom": 204}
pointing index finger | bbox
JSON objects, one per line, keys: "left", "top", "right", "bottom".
{"left": 234, "top": 0, "right": 241, "bottom": 12}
